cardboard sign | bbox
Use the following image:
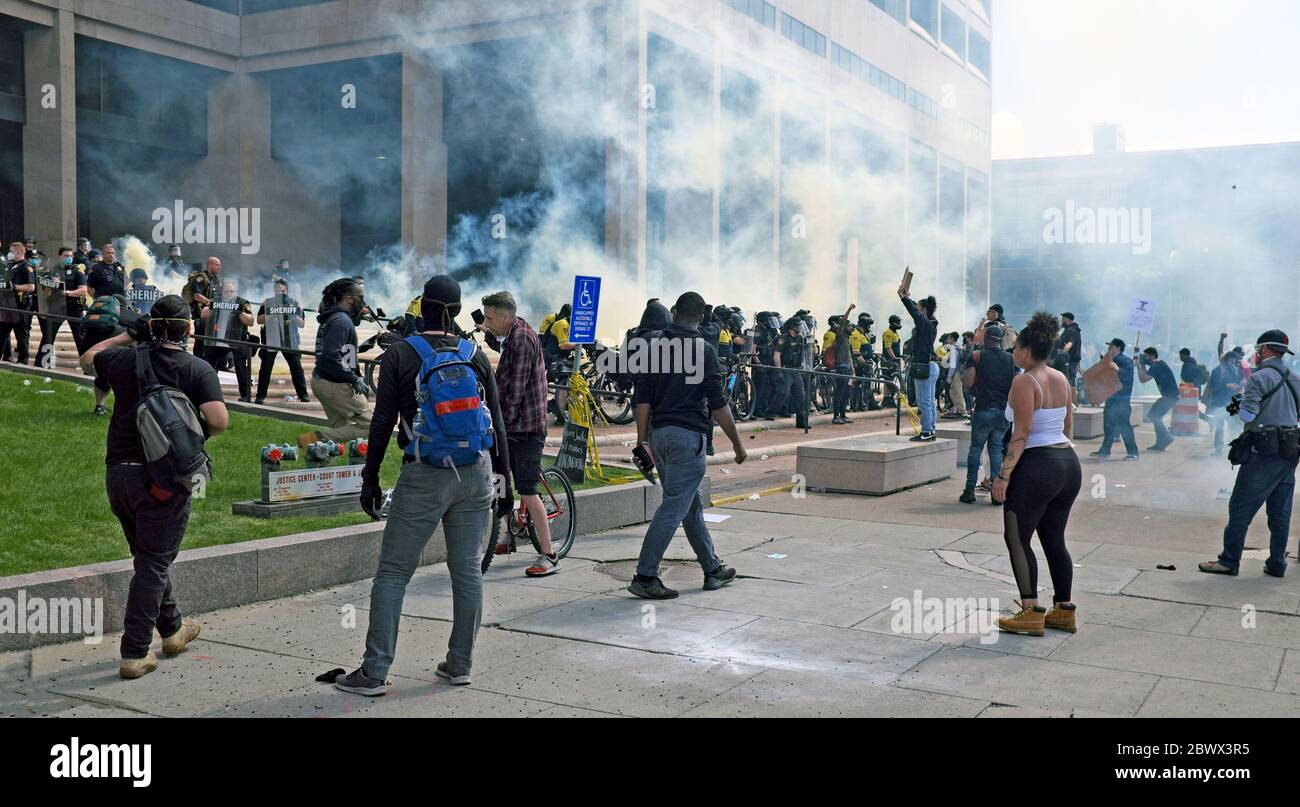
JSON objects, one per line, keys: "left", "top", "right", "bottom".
{"left": 1126, "top": 298, "right": 1157, "bottom": 334}
{"left": 554, "top": 420, "right": 590, "bottom": 483}
{"left": 1083, "top": 358, "right": 1122, "bottom": 406}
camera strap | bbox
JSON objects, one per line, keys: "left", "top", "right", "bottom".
{"left": 1244, "top": 368, "right": 1299, "bottom": 433}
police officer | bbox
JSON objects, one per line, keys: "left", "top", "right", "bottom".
{"left": 182, "top": 257, "right": 222, "bottom": 351}
{"left": 773, "top": 316, "right": 808, "bottom": 428}
{"left": 0, "top": 242, "right": 35, "bottom": 363}
{"left": 23, "top": 237, "right": 43, "bottom": 264}
{"left": 72, "top": 237, "right": 93, "bottom": 267}
{"left": 853, "top": 312, "right": 879, "bottom": 411}
{"left": 539, "top": 302, "right": 574, "bottom": 422}
{"left": 36, "top": 246, "right": 88, "bottom": 359}
{"left": 161, "top": 245, "right": 191, "bottom": 283}
{"left": 880, "top": 314, "right": 903, "bottom": 408}
{"left": 255, "top": 277, "right": 309, "bottom": 405}
{"left": 125, "top": 268, "right": 164, "bottom": 315}
{"left": 750, "top": 311, "right": 779, "bottom": 420}
{"left": 1200, "top": 330, "right": 1300, "bottom": 579}
{"left": 88, "top": 243, "right": 126, "bottom": 299}
{"left": 199, "top": 279, "right": 255, "bottom": 402}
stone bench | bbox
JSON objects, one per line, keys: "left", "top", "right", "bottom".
{"left": 935, "top": 423, "right": 971, "bottom": 466}
{"left": 796, "top": 435, "right": 956, "bottom": 496}
{"left": 1073, "top": 401, "right": 1144, "bottom": 438}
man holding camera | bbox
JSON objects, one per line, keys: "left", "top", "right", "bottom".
{"left": 1137, "top": 347, "right": 1180, "bottom": 452}
{"left": 1200, "top": 331, "right": 1300, "bottom": 578}
{"left": 81, "top": 295, "right": 227, "bottom": 679}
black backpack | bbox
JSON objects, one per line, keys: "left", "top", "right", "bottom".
{"left": 134, "top": 345, "right": 213, "bottom": 496}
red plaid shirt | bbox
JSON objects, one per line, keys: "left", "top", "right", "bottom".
{"left": 486, "top": 317, "right": 548, "bottom": 437}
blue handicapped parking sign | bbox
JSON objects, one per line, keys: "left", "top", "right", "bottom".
{"left": 568, "top": 276, "right": 601, "bottom": 344}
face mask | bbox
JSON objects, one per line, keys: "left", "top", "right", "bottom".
{"left": 63, "top": 256, "right": 72, "bottom": 266}
{"left": 30, "top": 257, "right": 40, "bottom": 267}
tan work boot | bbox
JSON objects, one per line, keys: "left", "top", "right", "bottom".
{"left": 161, "top": 620, "right": 202, "bottom": 656}
{"left": 297, "top": 430, "right": 321, "bottom": 449}
{"left": 997, "top": 602, "right": 1047, "bottom": 636}
{"left": 120, "top": 652, "right": 159, "bottom": 680}
{"left": 1045, "top": 603, "right": 1077, "bottom": 633}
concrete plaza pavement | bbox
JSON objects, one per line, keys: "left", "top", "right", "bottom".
{"left": 3, "top": 420, "right": 1299, "bottom": 718}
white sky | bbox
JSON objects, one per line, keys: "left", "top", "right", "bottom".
{"left": 991, "top": 0, "right": 1300, "bottom": 159}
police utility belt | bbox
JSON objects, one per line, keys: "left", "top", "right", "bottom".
{"left": 1228, "top": 368, "right": 1300, "bottom": 463}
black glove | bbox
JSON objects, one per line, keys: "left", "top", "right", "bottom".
{"left": 351, "top": 376, "right": 371, "bottom": 397}
{"left": 359, "top": 477, "right": 384, "bottom": 521}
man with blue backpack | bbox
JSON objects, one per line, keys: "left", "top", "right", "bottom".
{"left": 336, "top": 276, "right": 512, "bottom": 696}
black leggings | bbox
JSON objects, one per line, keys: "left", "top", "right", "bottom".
{"left": 1003, "top": 445, "right": 1082, "bottom": 603}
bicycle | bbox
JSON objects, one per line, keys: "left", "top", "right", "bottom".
{"left": 581, "top": 342, "right": 635, "bottom": 425}
{"left": 482, "top": 464, "right": 577, "bottom": 573}
{"left": 722, "top": 352, "right": 755, "bottom": 420}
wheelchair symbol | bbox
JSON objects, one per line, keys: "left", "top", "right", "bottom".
{"left": 579, "top": 283, "right": 594, "bottom": 308}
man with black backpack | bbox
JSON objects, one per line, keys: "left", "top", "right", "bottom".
{"left": 336, "top": 275, "right": 512, "bottom": 696}
{"left": 80, "top": 294, "right": 227, "bottom": 680}
{"left": 1200, "top": 330, "right": 1300, "bottom": 579}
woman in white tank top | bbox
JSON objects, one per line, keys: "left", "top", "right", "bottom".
{"left": 993, "top": 312, "right": 1083, "bottom": 639}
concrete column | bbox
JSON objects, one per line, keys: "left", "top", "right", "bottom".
{"left": 401, "top": 50, "right": 445, "bottom": 262}
{"left": 23, "top": 9, "right": 77, "bottom": 246}
{"left": 604, "top": 0, "right": 645, "bottom": 295}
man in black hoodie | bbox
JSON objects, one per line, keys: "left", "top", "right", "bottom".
{"left": 629, "top": 292, "right": 746, "bottom": 600}
{"left": 301, "top": 277, "right": 371, "bottom": 447}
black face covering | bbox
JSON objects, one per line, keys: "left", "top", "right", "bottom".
{"left": 348, "top": 294, "right": 366, "bottom": 325}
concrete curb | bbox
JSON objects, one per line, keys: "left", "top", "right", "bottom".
{"left": 1, "top": 363, "right": 328, "bottom": 424}
{"left": 0, "top": 477, "right": 709, "bottom": 651}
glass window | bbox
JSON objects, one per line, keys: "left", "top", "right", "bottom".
{"left": 781, "top": 13, "right": 827, "bottom": 58}
{"left": 910, "top": 0, "right": 939, "bottom": 40}
{"left": 968, "top": 29, "right": 991, "bottom": 77}
{"left": 869, "top": 0, "right": 907, "bottom": 24}
{"left": 941, "top": 6, "right": 967, "bottom": 59}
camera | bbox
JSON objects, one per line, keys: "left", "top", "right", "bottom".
{"left": 1226, "top": 393, "right": 1243, "bottom": 416}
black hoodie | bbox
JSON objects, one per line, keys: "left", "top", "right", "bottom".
{"left": 314, "top": 304, "right": 359, "bottom": 383}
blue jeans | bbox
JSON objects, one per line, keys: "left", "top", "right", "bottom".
{"left": 1211, "top": 407, "right": 1240, "bottom": 451}
{"left": 636, "top": 425, "right": 722, "bottom": 578}
{"left": 363, "top": 455, "right": 494, "bottom": 679}
{"left": 914, "top": 361, "right": 939, "bottom": 433}
{"left": 1099, "top": 397, "right": 1138, "bottom": 456}
{"left": 1146, "top": 395, "right": 1178, "bottom": 445}
{"left": 965, "top": 408, "right": 1008, "bottom": 491}
{"left": 1218, "top": 452, "right": 1296, "bottom": 574}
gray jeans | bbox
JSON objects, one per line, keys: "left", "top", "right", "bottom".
{"left": 636, "top": 425, "right": 721, "bottom": 578}
{"left": 363, "top": 455, "right": 493, "bottom": 680}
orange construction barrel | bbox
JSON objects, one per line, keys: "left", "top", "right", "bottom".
{"left": 1171, "top": 383, "right": 1201, "bottom": 436}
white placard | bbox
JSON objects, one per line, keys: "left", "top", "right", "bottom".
{"left": 267, "top": 465, "right": 363, "bottom": 502}
{"left": 1126, "top": 298, "right": 1157, "bottom": 334}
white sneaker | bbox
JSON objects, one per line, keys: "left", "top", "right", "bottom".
{"left": 525, "top": 554, "right": 559, "bottom": 577}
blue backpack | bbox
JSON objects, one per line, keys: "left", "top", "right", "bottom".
{"left": 403, "top": 336, "right": 494, "bottom": 468}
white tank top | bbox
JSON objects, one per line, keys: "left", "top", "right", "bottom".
{"left": 1004, "top": 372, "right": 1069, "bottom": 449}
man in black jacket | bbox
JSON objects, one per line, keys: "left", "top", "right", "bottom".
{"left": 336, "top": 275, "right": 512, "bottom": 695}
{"left": 302, "top": 277, "right": 372, "bottom": 446}
{"left": 629, "top": 292, "right": 747, "bottom": 600}
{"left": 1059, "top": 312, "right": 1083, "bottom": 390}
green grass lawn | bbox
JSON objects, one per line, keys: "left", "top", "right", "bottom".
{"left": 0, "top": 370, "right": 409, "bottom": 577}
{"left": 0, "top": 370, "right": 639, "bottom": 577}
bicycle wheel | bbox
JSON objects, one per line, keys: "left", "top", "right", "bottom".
{"left": 529, "top": 467, "right": 576, "bottom": 559}
{"left": 814, "top": 372, "right": 834, "bottom": 413}
{"left": 594, "top": 374, "right": 633, "bottom": 425}
{"left": 731, "top": 371, "right": 753, "bottom": 420}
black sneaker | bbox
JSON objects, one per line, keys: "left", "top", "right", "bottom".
{"left": 959, "top": 489, "right": 977, "bottom": 504}
{"left": 238, "top": 396, "right": 251, "bottom": 403}
{"left": 1147, "top": 444, "right": 1168, "bottom": 452}
{"left": 1089, "top": 450, "right": 1110, "bottom": 457}
{"left": 1124, "top": 453, "right": 1140, "bottom": 460}
{"left": 703, "top": 565, "right": 737, "bottom": 591}
{"left": 628, "top": 576, "right": 678, "bottom": 599}
{"left": 254, "top": 398, "right": 266, "bottom": 406}
{"left": 435, "top": 661, "right": 472, "bottom": 686}
{"left": 334, "top": 666, "right": 387, "bottom": 696}
{"left": 92, "top": 405, "right": 109, "bottom": 416}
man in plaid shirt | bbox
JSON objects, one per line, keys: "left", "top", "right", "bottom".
{"left": 478, "top": 291, "right": 558, "bottom": 576}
